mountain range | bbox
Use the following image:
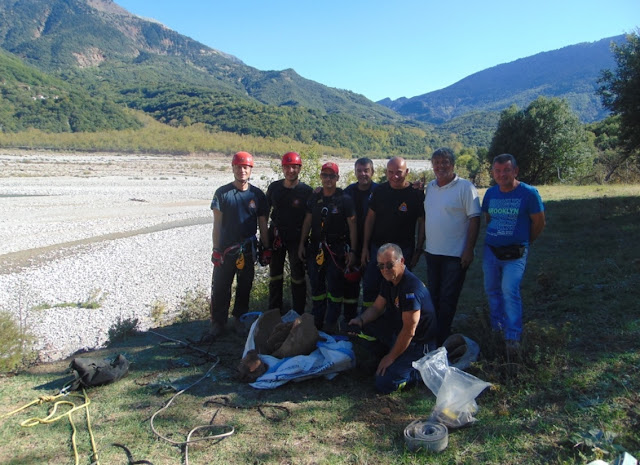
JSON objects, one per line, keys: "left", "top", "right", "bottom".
{"left": 378, "top": 35, "right": 625, "bottom": 124}
{"left": 0, "top": 0, "right": 623, "bottom": 149}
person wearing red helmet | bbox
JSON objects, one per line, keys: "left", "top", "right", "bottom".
{"left": 298, "top": 162, "right": 357, "bottom": 332}
{"left": 209, "top": 151, "right": 269, "bottom": 338}
{"left": 265, "top": 152, "right": 313, "bottom": 314}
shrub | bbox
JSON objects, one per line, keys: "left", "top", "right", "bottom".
{"left": 175, "top": 288, "right": 210, "bottom": 323}
{"left": 149, "top": 299, "right": 168, "bottom": 325}
{"left": 0, "top": 310, "right": 35, "bottom": 372}
{"left": 107, "top": 316, "right": 139, "bottom": 343}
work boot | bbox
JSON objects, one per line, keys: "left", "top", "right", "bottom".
{"left": 199, "top": 320, "right": 225, "bottom": 344}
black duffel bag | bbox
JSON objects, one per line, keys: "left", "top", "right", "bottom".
{"left": 68, "top": 354, "right": 130, "bottom": 390}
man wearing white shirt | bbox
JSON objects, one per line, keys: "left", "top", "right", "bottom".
{"left": 422, "top": 148, "right": 481, "bottom": 346}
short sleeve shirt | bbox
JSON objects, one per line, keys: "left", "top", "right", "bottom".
{"left": 344, "top": 182, "right": 377, "bottom": 255}
{"left": 266, "top": 180, "right": 313, "bottom": 242}
{"left": 378, "top": 268, "right": 436, "bottom": 344}
{"left": 424, "top": 176, "right": 481, "bottom": 257}
{"left": 369, "top": 183, "right": 425, "bottom": 249}
{"left": 211, "top": 183, "right": 268, "bottom": 249}
{"left": 481, "top": 182, "right": 544, "bottom": 247}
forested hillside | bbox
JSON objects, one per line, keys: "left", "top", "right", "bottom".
{"left": 0, "top": 0, "right": 624, "bottom": 154}
{"left": 0, "top": 49, "right": 140, "bottom": 132}
{"left": 0, "top": 0, "right": 397, "bottom": 121}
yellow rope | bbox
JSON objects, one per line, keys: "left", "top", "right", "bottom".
{"left": 1, "top": 387, "right": 100, "bottom": 465}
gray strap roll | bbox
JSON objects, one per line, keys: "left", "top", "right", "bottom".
{"left": 404, "top": 420, "right": 448, "bottom": 452}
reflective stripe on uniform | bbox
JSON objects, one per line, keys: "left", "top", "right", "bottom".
{"left": 269, "top": 274, "right": 284, "bottom": 281}
{"left": 357, "top": 332, "right": 377, "bottom": 342}
{"left": 327, "top": 292, "right": 343, "bottom": 303}
{"left": 312, "top": 293, "right": 327, "bottom": 301}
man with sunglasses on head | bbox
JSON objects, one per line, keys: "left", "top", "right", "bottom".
{"left": 298, "top": 162, "right": 357, "bottom": 332}
{"left": 348, "top": 243, "right": 436, "bottom": 394}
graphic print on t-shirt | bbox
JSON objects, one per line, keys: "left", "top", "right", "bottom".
{"left": 488, "top": 198, "right": 522, "bottom": 236}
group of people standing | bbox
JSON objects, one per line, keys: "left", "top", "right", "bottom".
{"left": 209, "top": 149, "right": 545, "bottom": 393}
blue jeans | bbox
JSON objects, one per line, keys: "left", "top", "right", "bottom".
{"left": 482, "top": 244, "right": 529, "bottom": 341}
{"left": 425, "top": 253, "right": 468, "bottom": 346}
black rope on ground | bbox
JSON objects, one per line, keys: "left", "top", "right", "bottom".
{"left": 112, "top": 443, "right": 154, "bottom": 465}
{"left": 203, "top": 397, "right": 291, "bottom": 423}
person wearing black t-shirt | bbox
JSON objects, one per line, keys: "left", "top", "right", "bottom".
{"left": 298, "top": 162, "right": 357, "bottom": 332}
{"left": 348, "top": 243, "right": 436, "bottom": 394}
{"left": 266, "top": 152, "right": 313, "bottom": 314}
{"left": 342, "top": 157, "right": 378, "bottom": 322}
{"left": 210, "top": 152, "right": 269, "bottom": 338}
{"left": 360, "top": 157, "right": 425, "bottom": 313}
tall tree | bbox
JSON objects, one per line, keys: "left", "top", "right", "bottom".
{"left": 597, "top": 31, "right": 640, "bottom": 180}
{"left": 488, "top": 97, "right": 588, "bottom": 184}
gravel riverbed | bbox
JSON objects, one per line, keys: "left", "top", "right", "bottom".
{"left": 0, "top": 151, "right": 431, "bottom": 362}
{"left": 0, "top": 151, "right": 245, "bottom": 361}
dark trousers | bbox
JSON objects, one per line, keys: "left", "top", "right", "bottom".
{"left": 268, "top": 240, "right": 307, "bottom": 314}
{"left": 342, "top": 275, "right": 360, "bottom": 322}
{"left": 210, "top": 250, "right": 255, "bottom": 326}
{"left": 307, "top": 243, "right": 345, "bottom": 329}
{"left": 359, "top": 311, "right": 432, "bottom": 394}
{"left": 425, "top": 252, "right": 467, "bottom": 346}
{"left": 361, "top": 243, "right": 415, "bottom": 311}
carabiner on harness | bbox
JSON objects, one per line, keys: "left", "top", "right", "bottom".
{"left": 315, "top": 243, "right": 325, "bottom": 266}
{"left": 236, "top": 245, "right": 245, "bottom": 270}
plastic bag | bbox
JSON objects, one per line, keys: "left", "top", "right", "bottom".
{"left": 413, "top": 347, "right": 449, "bottom": 395}
{"left": 412, "top": 346, "right": 491, "bottom": 428}
{"left": 429, "top": 368, "right": 491, "bottom": 428}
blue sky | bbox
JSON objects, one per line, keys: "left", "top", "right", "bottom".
{"left": 115, "top": 0, "right": 638, "bottom": 102}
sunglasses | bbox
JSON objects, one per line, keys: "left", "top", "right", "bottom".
{"left": 320, "top": 173, "right": 337, "bottom": 179}
{"left": 376, "top": 261, "right": 398, "bottom": 270}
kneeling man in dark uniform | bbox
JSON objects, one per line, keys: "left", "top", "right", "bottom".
{"left": 349, "top": 243, "right": 436, "bottom": 394}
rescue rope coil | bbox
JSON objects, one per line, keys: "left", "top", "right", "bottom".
{"left": 1, "top": 386, "right": 100, "bottom": 465}
{"left": 403, "top": 419, "right": 448, "bottom": 452}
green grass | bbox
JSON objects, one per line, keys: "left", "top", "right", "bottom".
{"left": 30, "top": 288, "right": 106, "bottom": 311}
{"left": 1, "top": 185, "right": 640, "bottom": 464}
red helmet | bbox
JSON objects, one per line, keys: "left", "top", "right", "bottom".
{"left": 344, "top": 266, "right": 361, "bottom": 283}
{"left": 232, "top": 151, "right": 254, "bottom": 167}
{"left": 282, "top": 152, "right": 302, "bottom": 166}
